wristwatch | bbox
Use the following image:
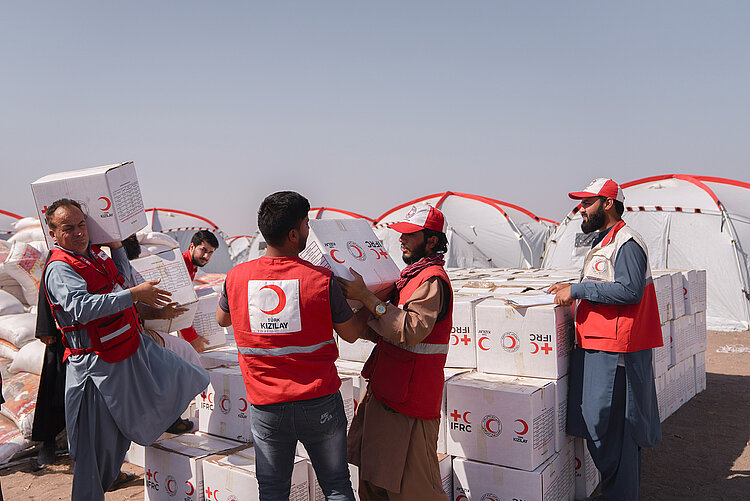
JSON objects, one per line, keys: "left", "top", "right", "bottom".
{"left": 374, "top": 302, "right": 387, "bottom": 318}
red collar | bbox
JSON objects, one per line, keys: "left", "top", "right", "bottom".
{"left": 599, "top": 220, "right": 626, "bottom": 247}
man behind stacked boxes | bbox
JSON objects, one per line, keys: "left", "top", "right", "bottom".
{"left": 178, "top": 229, "right": 219, "bottom": 352}
{"left": 217, "top": 191, "right": 362, "bottom": 501}
{"left": 41, "top": 198, "right": 210, "bottom": 500}
{"left": 548, "top": 179, "right": 662, "bottom": 501}
{"left": 338, "top": 202, "right": 452, "bottom": 501}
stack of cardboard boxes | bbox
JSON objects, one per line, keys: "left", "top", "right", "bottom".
{"left": 652, "top": 270, "right": 707, "bottom": 421}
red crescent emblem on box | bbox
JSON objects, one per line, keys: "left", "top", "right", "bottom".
{"left": 484, "top": 417, "right": 500, "bottom": 434}
{"left": 330, "top": 249, "right": 346, "bottom": 263}
{"left": 531, "top": 341, "right": 539, "bottom": 354}
{"left": 594, "top": 260, "right": 606, "bottom": 272}
{"left": 208, "top": 392, "right": 213, "bottom": 404}
{"left": 166, "top": 478, "right": 176, "bottom": 494}
{"left": 98, "top": 196, "right": 111, "bottom": 211}
{"left": 478, "top": 336, "right": 491, "bottom": 351}
{"left": 451, "top": 334, "right": 459, "bottom": 345}
{"left": 220, "top": 396, "right": 230, "bottom": 412}
{"left": 371, "top": 248, "right": 382, "bottom": 260}
{"left": 239, "top": 398, "right": 247, "bottom": 412}
{"left": 463, "top": 411, "right": 472, "bottom": 424}
{"left": 259, "top": 285, "right": 286, "bottom": 315}
{"left": 457, "top": 496, "right": 468, "bottom": 501}
{"left": 186, "top": 481, "right": 194, "bottom": 495}
{"left": 514, "top": 419, "right": 528, "bottom": 435}
{"left": 575, "top": 458, "right": 582, "bottom": 470}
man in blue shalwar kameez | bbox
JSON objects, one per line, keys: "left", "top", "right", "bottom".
{"left": 549, "top": 179, "right": 663, "bottom": 501}
{"left": 42, "top": 198, "right": 209, "bottom": 500}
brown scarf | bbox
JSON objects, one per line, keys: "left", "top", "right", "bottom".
{"left": 395, "top": 253, "right": 445, "bottom": 292}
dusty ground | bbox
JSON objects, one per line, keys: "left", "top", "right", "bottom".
{"left": 1, "top": 330, "right": 748, "bottom": 500}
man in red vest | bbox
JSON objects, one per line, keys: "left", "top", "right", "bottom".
{"left": 42, "top": 198, "right": 209, "bottom": 500}
{"left": 549, "top": 179, "right": 662, "bottom": 501}
{"left": 216, "top": 191, "right": 361, "bottom": 501}
{"left": 179, "top": 230, "right": 219, "bottom": 352}
{"left": 337, "top": 202, "right": 452, "bottom": 501}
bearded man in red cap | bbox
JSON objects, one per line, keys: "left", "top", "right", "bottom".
{"left": 549, "top": 178, "right": 662, "bottom": 501}
{"left": 338, "top": 202, "right": 452, "bottom": 501}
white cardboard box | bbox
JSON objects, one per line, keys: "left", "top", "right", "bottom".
{"left": 438, "top": 368, "right": 472, "bottom": 454}
{"left": 32, "top": 162, "right": 147, "bottom": 248}
{"left": 144, "top": 432, "right": 243, "bottom": 501}
{"left": 197, "top": 366, "right": 252, "bottom": 443}
{"left": 335, "top": 360, "right": 367, "bottom": 411}
{"left": 438, "top": 453, "right": 452, "bottom": 496}
{"left": 453, "top": 450, "right": 573, "bottom": 501}
{"left": 193, "top": 290, "right": 229, "bottom": 348}
{"left": 199, "top": 346, "right": 239, "bottom": 369}
{"left": 475, "top": 298, "right": 573, "bottom": 379}
{"left": 338, "top": 337, "right": 375, "bottom": 363}
{"left": 573, "top": 437, "right": 599, "bottom": 500}
{"left": 130, "top": 248, "right": 199, "bottom": 332}
{"left": 553, "top": 375, "right": 568, "bottom": 453}
{"left": 203, "top": 446, "right": 309, "bottom": 501}
{"left": 300, "top": 219, "right": 400, "bottom": 304}
{"left": 447, "top": 294, "right": 490, "bottom": 368}
{"left": 653, "top": 321, "right": 671, "bottom": 377}
{"left": 309, "top": 461, "right": 360, "bottom": 501}
{"left": 446, "top": 372, "right": 555, "bottom": 471}
{"left": 694, "top": 351, "right": 706, "bottom": 393}
{"left": 670, "top": 272, "right": 686, "bottom": 319}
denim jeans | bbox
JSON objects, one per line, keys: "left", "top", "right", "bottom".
{"left": 250, "top": 391, "right": 355, "bottom": 501}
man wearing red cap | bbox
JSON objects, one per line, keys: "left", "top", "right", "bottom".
{"left": 549, "top": 179, "right": 662, "bottom": 501}
{"left": 338, "top": 202, "right": 452, "bottom": 501}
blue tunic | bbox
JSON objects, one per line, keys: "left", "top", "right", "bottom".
{"left": 45, "top": 245, "right": 209, "bottom": 500}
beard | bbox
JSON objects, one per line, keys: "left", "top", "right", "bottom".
{"left": 403, "top": 240, "right": 428, "bottom": 265}
{"left": 580, "top": 204, "right": 606, "bottom": 234}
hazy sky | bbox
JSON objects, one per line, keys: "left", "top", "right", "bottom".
{"left": 2, "top": 2, "right": 748, "bottom": 236}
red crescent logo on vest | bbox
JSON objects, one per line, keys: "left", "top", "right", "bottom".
{"left": 478, "top": 336, "right": 491, "bottom": 351}
{"left": 259, "top": 284, "right": 287, "bottom": 315}
{"left": 514, "top": 419, "right": 528, "bottom": 435}
{"left": 531, "top": 341, "right": 539, "bottom": 354}
{"left": 185, "top": 481, "right": 194, "bottom": 496}
{"left": 239, "top": 398, "right": 247, "bottom": 412}
{"left": 330, "top": 249, "right": 346, "bottom": 263}
{"left": 98, "top": 196, "right": 111, "bottom": 211}
{"left": 594, "top": 260, "right": 606, "bottom": 272}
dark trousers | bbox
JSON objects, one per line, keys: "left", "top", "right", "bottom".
{"left": 587, "top": 365, "right": 642, "bottom": 501}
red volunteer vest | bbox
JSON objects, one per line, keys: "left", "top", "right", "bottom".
{"left": 44, "top": 246, "right": 141, "bottom": 363}
{"left": 227, "top": 256, "right": 340, "bottom": 405}
{"left": 363, "top": 265, "right": 452, "bottom": 420}
{"left": 179, "top": 250, "right": 199, "bottom": 342}
{"left": 576, "top": 221, "right": 663, "bottom": 352}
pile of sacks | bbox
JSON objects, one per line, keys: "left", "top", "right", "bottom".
{"left": 0, "top": 217, "right": 47, "bottom": 463}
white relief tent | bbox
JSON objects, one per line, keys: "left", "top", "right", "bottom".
{"left": 145, "top": 208, "right": 234, "bottom": 274}
{"left": 374, "top": 192, "right": 557, "bottom": 270}
{"left": 542, "top": 175, "right": 750, "bottom": 331}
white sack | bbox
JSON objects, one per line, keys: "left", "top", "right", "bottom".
{"left": 0, "top": 313, "right": 37, "bottom": 347}
{"left": 0, "top": 289, "right": 25, "bottom": 316}
{"left": 3, "top": 241, "right": 46, "bottom": 305}
{"left": 9, "top": 340, "right": 45, "bottom": 375}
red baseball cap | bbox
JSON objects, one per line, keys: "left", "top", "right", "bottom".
{"left": 568, "top": 178, "right": 624, "bottom": 203}
{"left": 388, "top": 203, "right": 447, "bottom": 234}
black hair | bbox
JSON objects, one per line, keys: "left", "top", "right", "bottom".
{"left": 257, "top": 191, "right": 310, "bottom": 247}
{"left": 422, "top": 228, "right": 448, "bottom": 254}
{"left": 613, "top": 199, "right": 625, "bottom": 217}
{"left": 191, "top": 230, "right": 219, "bottom": 249}
{"left": 45, "top": 198, "right": 83, "bottom": 229}
{"left": 122, "top": 235, "right": 141, "bottom": 260}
